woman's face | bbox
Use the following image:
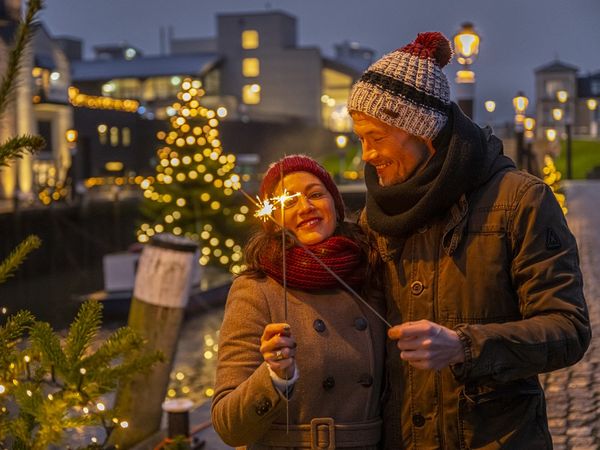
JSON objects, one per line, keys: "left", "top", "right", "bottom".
{"left": 273, "top": 171, "right": 337, "bottom": 246}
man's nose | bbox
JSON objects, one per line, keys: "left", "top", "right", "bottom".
{"left": 361, "top": 143, "right": 377, "bottom": 162}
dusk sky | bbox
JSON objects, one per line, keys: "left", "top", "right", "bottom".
{"left": 41, "top": 0, "right": 600, "bottom": 123}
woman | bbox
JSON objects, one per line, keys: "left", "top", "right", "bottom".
{"left": 211, "top": 155, "right": 386, "bottom": 449}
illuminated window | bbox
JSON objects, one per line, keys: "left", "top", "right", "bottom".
{"left": 110, "top": 127, "right": 119, "bottom": 147}
{"left": 242, "top": 58, "right": 260, "bottom": 77}
{"left": 242, "top": 84, "right": 261, "bottom": 104}
{"left": 241, "top": 30, "right": 259, "bottom": 49}
{"left": 122, "top": 127, "right": 131, "bottom": 147}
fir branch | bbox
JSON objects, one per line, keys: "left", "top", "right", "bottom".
{"left": 81, "top": 326, "right": 145, "bottom": 369}
{"left": 65, "top": 300, "right": 102, "bottom": 365}
{"left": 29, "top": 321, "right": 68, "bottom": 375}
{"left": 0, "top": 235, "right": 42, "bottom": 285}
{"left": 0, "top": 134, "right": 46, "bottom": 167}
{"left": 0, "top": 0, "right": 44, "bottom": 117}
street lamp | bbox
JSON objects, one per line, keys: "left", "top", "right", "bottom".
{"left": 556, "top": 89, "right": 572, "bottom": 179}
{"left": 453, "top": 22, "right": 480, "bottom": 120}
{"left": 587, "top": 98, "right": 598, "bottom": 138}
{"left": 512, "top": 91, "right": 529, "bottom": 170}
{"left": 335, "top": 134, "right": 348, "bottom": 183}
{"left": 484, "top": 100, "right": 496, "bottom": 127}
{"left": 524, "top": 117, "right": 537, "bottom": 174}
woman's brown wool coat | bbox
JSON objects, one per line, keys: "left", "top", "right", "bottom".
{"left": 212, "top": 276, "right": 386, "bottom": 449}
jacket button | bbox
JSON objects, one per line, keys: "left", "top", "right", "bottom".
{"left": 358, "top": 373, "right": 373, "bottom": 387}
{"left": 417, "top": 225, "right": 428, "bottom": 233}
{"left": 412, "top": 413, "right": 425, "bottom": 427}
{"left": 354, "top": 317, "right": 368, "bottom": 331}
{"left": 322, "top": 376, "right": 335, "bottom": 390}
{"left": 255, "top": 398, "right": 272, "bottom": 416}
{"left": 313, "top": 319, "right": 326, "bottom": 333}
{"left": 410, "top": 281, "right": 424, "bottom": 295}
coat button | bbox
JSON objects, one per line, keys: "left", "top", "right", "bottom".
{"left": 410, "top": 281, "right": 424, "bottom": 295}
{"left": 412, "top": 413, "right": 426, "bottom": 427}
{"left": 358, "top": 373, "right": 373, "bottom": 387}
{"left": 417, "top": 225, "right": 428, "bottom": 234}
{"left": 255, "top": 398, "right": 272, "bottom": 416}
{"left": 322, "top": 376, "right": 335, "bottom": 390}
{"left": 313, "top": 319, "right": 326, "bottom": 333}
{"left": 354, "top": 317, "right": 368, "bottom": 331}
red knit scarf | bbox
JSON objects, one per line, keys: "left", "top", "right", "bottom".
{"left": 259, "top": 236, "right": 365, "bottom": 291}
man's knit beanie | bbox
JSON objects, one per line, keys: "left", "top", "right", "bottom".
{"left": 348, "top": 32, "right": 453, "bottom": 141}
{"left": 260, "top": 155, "right": 345, "bottom": 221}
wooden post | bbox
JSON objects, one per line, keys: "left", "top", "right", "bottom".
{"left": 109, "top": 234, "right": 198, "bottom": 448}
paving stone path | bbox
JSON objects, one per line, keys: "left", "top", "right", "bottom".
{"left": 540, "top": 181, "right": 600, "bottom": 450}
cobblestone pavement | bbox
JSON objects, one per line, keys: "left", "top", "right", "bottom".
{"left": 540, "top": 181, "right": 600, "bottom": 450}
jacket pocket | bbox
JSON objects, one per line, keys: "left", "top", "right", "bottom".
{"left": 458, "top": 382, "right": 551, "bottom": 449}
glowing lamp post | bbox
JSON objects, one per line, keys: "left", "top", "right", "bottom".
{"left": 523, "top": 117, "right": 537, "bottom": 174}
{"left": 556, "top": 90, "right": 572, "bottom": 179}
{"left": 453, "top": 22, "right": 480, "bottom": 120}
{"left": 335, "top": 134, "right": 348, "bottom": 183}
{"left": 587, "top": 98, "right": 598, "bottom": 138}
{"left": 513, "top": 91, "right": 529, "bottom": 170}
{"left": 484, "top": 100, "right": 496, "bottom": 126}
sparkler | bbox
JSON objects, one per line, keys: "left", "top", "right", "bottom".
{"left": 230, "top": 176, "right": 392, "bottom": 328}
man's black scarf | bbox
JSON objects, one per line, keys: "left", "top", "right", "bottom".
{"left": 365, "top": 103, "right": 498, "bottom": 237}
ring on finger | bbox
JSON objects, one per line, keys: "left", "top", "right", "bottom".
{"left": 275, "top": 350, "right": 284, "bottom": 361}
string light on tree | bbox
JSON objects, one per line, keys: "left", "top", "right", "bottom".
{"left": 136, "top": 78, "right": 247, "bottom": 273}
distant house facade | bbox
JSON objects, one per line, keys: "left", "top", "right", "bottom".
{"left": 63, "top": 10, "right": 370, "bottom": 177}
{"left": 534, "top": 60, "right": 600, "bottom": 139}
{"left": 0, "top": 0, "right": 74, "bottom": 201}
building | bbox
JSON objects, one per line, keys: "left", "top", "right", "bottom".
{"left": 63, "top": 10, "right": 368, "bottom": 178}
{"left": 534, "top": 60, "right": 600, "bottom": 139}
{"left": 0, "top": 0, "right": 74, "bottom": 202}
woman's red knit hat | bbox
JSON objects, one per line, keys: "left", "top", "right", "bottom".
{"left": 259, "top": 154, "right": 345, "bottom": 221}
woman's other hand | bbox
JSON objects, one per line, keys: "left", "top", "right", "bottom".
{"left": 260, "top": 323, "right": 296, "bottom": 379}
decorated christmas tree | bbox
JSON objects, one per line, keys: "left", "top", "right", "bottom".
{"left": 136, "top": 79, "right": 248, "bottom": 274}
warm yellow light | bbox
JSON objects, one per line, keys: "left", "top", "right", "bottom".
{"left": 65, "top": 129, "right": 78, "bottom": 143}
{"left": 545, "top": 128, "right": 557, "bottom": 142}
{"left": 105, "top": 161, "right": 124, "bottom": 172}
{"left": 587, "top": 98, "right": 598, "bottom": 111}
{"left": 513, "top": 92, "right": 529, "bottom": 114}
{"left": 242, "top": 29, "right": 259, "bottom": 49}
{"left": 556, "top": 90, "right": 568, "bottom": 104}
{"left": 242, "top": 58, "right": 260, "bottom": 77}
{"left": 484, "top": 100, "right": 496, "bottom": 113}
{"left": 524, "top": 117, "right": 536, "bottom": 131}
{"left": 552, "top": 108, "right": 563, "bottom": 121}
{"left": 175, "top": 372, "right": 185, "bottom": 381}
{"left": 455, "top": 70, "right": 475, "bottom": 84}
{"left": 176, "top": 198, "right": 186, "bottom": 207}
{"left": 243, "top": 84, "right": 261, "bottom": 104}
{"left": 335, "top": 135, "right": 348, "bottom": 149}
{"left": 98, "top": 124, "right": 108, "bottom": 134}
{"left": 453, "top": 22, "right": 480, "bottom": 64}
{"left": 217, "top": 107, "right": 228, "bottom": 118}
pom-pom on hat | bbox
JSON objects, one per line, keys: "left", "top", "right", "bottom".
{"left": 348, "top": 32, "right": 453, "bottom": 140}
{"left": 259, "top": 154, "right": 345, "bottom": 222}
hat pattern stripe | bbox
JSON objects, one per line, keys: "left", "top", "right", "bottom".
{"left": 360, "top": 70, "right": 450, "bottom": 114}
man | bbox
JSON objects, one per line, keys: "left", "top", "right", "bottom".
{"left": 348, "top": 31, "right": 591, "bottom": 449}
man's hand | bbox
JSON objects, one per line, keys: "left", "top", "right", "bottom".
{"left": 387, "top": 320, "right": 464, "bottom": 370}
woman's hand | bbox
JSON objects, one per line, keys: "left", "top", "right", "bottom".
{"left": 260, "top": 323, "right": 296, "bottom": 379}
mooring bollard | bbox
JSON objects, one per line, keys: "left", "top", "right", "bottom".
{"left": 162, "top": 398, "right": 194, "bottom": 438}
{"left": 109, "top": 234, "right": 198, "bottom": 448}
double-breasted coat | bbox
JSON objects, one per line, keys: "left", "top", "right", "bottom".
{"left": 212, "top": 275, "right": 386, "bottom": 449}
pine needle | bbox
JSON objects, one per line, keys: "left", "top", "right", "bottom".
{"left": 0, "top": 0, "right": 44, "bottom": 117}
{"left": 0, "top": 134, "right": 46, "bottom": 167}
{"left": 0, "top": 235, "right": 42, "bottom": 285}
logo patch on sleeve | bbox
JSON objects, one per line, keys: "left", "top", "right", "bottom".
{"left": 546, "top": 227, "right": 561, "bottom": 250}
